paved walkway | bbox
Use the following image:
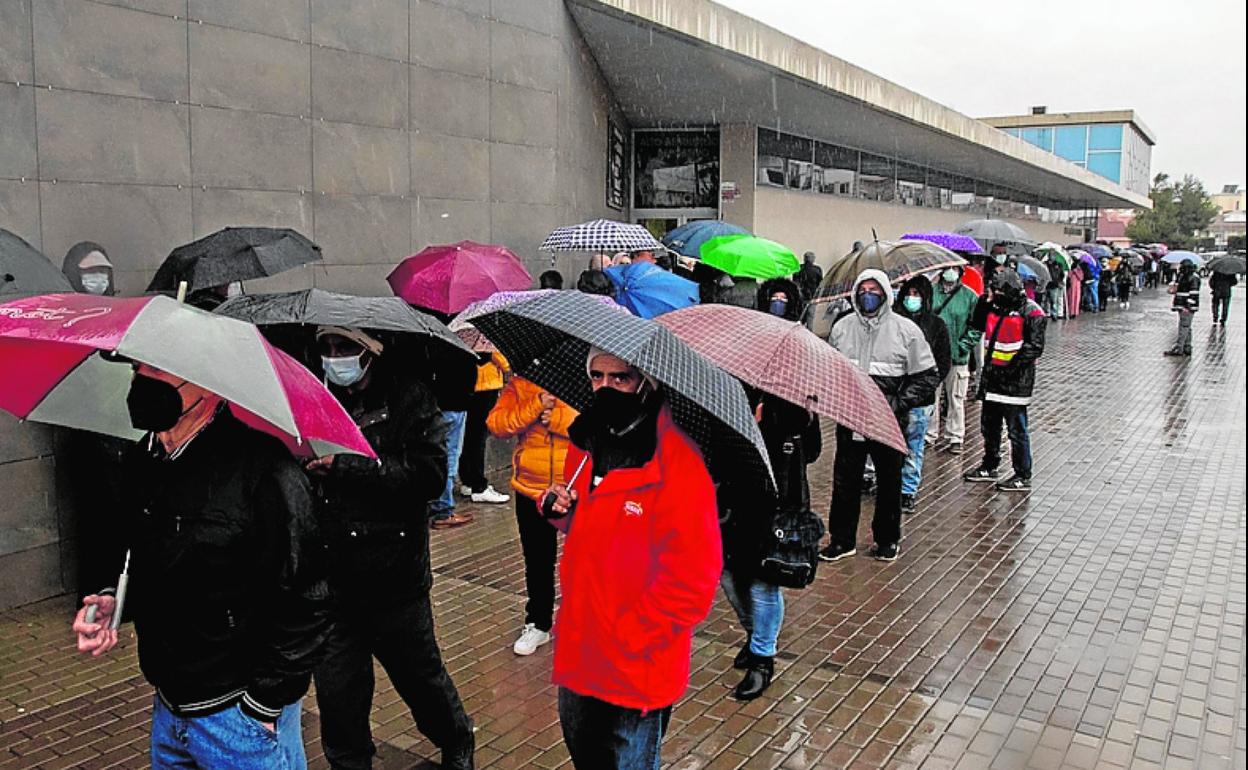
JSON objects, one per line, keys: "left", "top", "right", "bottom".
{"left": 1, "top": 287, "right": 1244, "bottom": 770}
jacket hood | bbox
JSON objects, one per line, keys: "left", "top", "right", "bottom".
{"left": 756, "top": 277, "right": 806, "bottom": 321}
{"left": 850, "top": 268, "right": 893, "bottom": 322}
{"left": 61, "top": 241, "right": 115, "bottom": 294}
{"left": 892, "top": 274, "right": 933, "bottom": 318}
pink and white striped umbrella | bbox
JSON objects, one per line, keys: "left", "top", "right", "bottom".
{"left": 0, "top": 293, "right": 375, "bottom": 458}
{"left": 655, "top": 304, "right": 906, "bottom": 452}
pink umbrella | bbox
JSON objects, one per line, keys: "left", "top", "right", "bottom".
{"left": 0, "top": 293, "right": 375, "bottom": 458}
{"left": 655, "top": 304, "right": 906, "bottom": 452}
{"left": 387, "top": 241, "right": 532, "bottom": 314}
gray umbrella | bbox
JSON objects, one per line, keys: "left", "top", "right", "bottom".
{"left": 0, "top": 229, "right": 73, "bottom": 298}
{"left": 1014, "top": 255, "right": 1052, "bottom": 290}
{"left": 147, "top": 227, "right": 322, "bottom": 293}
{"left": 954, "top": 219, "right": 1036, "bottom": 255}
{"left": 470, "top": 291, "right": 773, "bottom": 488}
{"left": 215, "top": 288, "right": 475, "bottom": 363}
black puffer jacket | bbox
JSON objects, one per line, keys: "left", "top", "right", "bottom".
{"left": 720, "top": 393, "right": 820, "bottom": 578}
{"left": 315, "top": 371, "right": 448, "bottom": 603}
{"left": 892, "top": 276, "right": 952, "bottom": 393}
{"left": 756, "top": 277, "right": 807, "bottom": 321}
{"left": 116, "top": 409, "right": 331, "bottom": 722}
{"left": 1172, "top": 268, "right": 1201, "bottom": 312}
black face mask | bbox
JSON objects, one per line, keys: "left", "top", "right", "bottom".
{"left": 587, "top": 385, "right": 654, "bottom": 437}
{"left": 126, "top": 374, "right": 192, "bottom": 432}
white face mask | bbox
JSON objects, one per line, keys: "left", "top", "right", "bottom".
{"left": 80, "top": 273, "right": 110, "bottom": 295}
{"left": 322, "top": 354, "right": 369, "bottom": 387}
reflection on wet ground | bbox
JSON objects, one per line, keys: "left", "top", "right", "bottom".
{"left": 0, "top": 288, "right": 1243, "bottom": 769}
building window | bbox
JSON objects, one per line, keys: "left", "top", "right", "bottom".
{"left": 813, "top": 142, "right": 857, "bottom": 195}
{"left": 858, "top": 152, "right": 895, "bottom": 203}
{"left": 1087, "top": 152, "right": 1121, "bottom": 183}
{"left": 1054, "top": 125, "right": 1087, "bottom": 163}
{"left": 1088, "top": 124, "right": 1123, "bottom": 151}
{"left": 895, "top": 161, "right": 926, "bottom": 207}
{"left": 757, "top": 129, "right": 814, "bottom": 191}
{"left": 1020, "top": 127, "right": 1054, "bottom": 152}
{"left": 633, "top": 129, "right": 719, "bottom": 209}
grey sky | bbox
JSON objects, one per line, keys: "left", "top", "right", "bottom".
{"left": 717, "top": 0, "right": 1247, "bottom": 193}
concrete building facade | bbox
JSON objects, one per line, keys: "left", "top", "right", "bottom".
{"left": 0, "top": 0, "right": 1151, "bottom": 608}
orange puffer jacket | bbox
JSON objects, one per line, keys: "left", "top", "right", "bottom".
{"left": 486, "top": 377, "right": 577, "bottom": 501}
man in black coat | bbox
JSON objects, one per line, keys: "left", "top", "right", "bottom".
{"left": 74, "top": 364, "right": 332, "bottom": 769}
{"left": 893, "top": 275, "right": 951, "bottom": 513}
{"left": 1165, "top": 259, "right": 1201, "bottom": 356}
{"left": 308, "top": 326, "right": 474, "bottom": 770}
{"left": 795, "top": 252, "right": 824, "bottom": 301}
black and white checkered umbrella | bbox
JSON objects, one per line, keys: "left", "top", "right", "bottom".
{"left": 471, "top": 291, "right": 773, "bottom": 488}
{"left": 540, "top": 219, "right": 663, "bottom": 253}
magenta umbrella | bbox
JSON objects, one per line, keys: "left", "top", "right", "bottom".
{"left": 387, "top": 241, "right": 531, "bottom": 314}
{"left": 0, "top": 293, "right": 375, "bottom": 458}
{"left": 655, "top": 304, "right": 906, "bottom": 452}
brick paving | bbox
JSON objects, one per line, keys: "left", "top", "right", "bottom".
{"left": 0, "top": 286, "right": 1244, "bottom": 770}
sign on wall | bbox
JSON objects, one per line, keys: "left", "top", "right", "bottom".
{"left": 607, "top": 119, "right": 626, "bottom": 211}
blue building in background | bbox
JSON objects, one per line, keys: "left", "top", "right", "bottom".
{"left": 982, "top": 108, "right": 1155, "bottom": 197}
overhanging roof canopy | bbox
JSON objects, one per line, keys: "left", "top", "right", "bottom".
{"left": 567, "top": 0, "right": 1152, "bottom": 210}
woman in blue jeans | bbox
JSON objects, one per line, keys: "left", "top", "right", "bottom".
{"left": 718, "top": 392, "right": 821, "bottom": 700}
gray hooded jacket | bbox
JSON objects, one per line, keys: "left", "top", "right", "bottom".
{"left": 828, "top": 268, "right": 940, "bottom": 424}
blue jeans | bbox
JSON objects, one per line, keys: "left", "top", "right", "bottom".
{"left": 980, "top": 401, "right": 1032, "bottom": 478}
{"left": 429, "top": 410, "right": 466, "bottom": 519}
{"left": 558, "top": 688, "right": 671, "bottom": 770}
{"left": 720, "top": 571, "right": 784, "bottom": 657}
{"left": 151, "top": 696, "right": 305, "bottom": 770}
{"left": 901, "top": 405, "right": 931, "bottom": 496}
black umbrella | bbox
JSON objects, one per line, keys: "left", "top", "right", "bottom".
{"left": 470, "top": 291, "right": 773, "bottom": 488}
{"left": 0, "top": 229, "right": 73, "bottom": 298}
{"left": 147, "top": 227, "right": 322, "bottom": 293}
{"left": 1206, "top": 255, "right": 1246, "bottom": 275}
{"left": 953, "top": 219, "right": 1036, "bottom": 255}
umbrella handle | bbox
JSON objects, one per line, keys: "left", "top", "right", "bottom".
{"left": 176, "top": 280, "right": 188, "bottom": 303}
{"left": 540, "top": 455, "right": 588, "bottom": 519}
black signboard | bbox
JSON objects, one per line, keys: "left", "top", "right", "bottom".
{"left": 606, "top": 119, "right": 626, "bottom": 211}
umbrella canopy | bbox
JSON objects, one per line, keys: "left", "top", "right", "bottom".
{"left": 1033, "top": 242, "right": 1072, "bottom": 269}
{"left": 961, "top": 266, "right": 985, "bottom": 296}
{"left": 0, "top": 293, "right": 374, "bottom": 458}
{"left": 661, "top": 220, "right": 749, "bottom": 258}
{"left": 449, "top": 289, "right": 621, "bottom": 351}
{"left": 215, "top": 288, "right": 475, "bottom": 362}
{"left": 540, "top": 219, "right": 663, "bottom": 253}
{"left": 469, "top": 291, "right": 772, "bottom": 487}
{"left": 0, "top": 229, "right": 74, "bottom": 298}
{"left": 953, "top": 219, "right": 1035, "bottom": 253}
{"left": 148, "top": 227, "right": 322, "bottom": 293}
{"left": 816, "top": 240, "right": 966, "bottom": 300}
{"left": 698, "top": 234, "right": 799, "bottom": 280}
{"left": 1206, "top": 254, "right": 1246, "bottom": 275}
{"left": 1125, "top": 254, "right": 1147, "bottom": 269}
{"left": 900, "top": 231, "right": 984, "bottom": 255}
{"left": 1071, "top": 250, "right": 1102, "bottom": 279}
{"left": 1147, "top": 243, "right": 1169, "bottom": 257}
{"left": 654, "top": 305, "right": 905, "bottom": 453}
{"left": 387, "top": 241, "right": 531, "bottom": 314}
{"left": 604, "top": 262, "right": 699, "bottom": 319}
{"left": 1014, "top": 255, "right": 1051, "bottom": 289}
{"left": 1070, "top": 243, "right": 1112, "bottom": 259}
{"left": 1161, "top": 250, "right": 1204, "bottom": 267}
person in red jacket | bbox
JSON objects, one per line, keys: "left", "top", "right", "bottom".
{"left": 543, "top": 348, "right": 722, "bottom": 770}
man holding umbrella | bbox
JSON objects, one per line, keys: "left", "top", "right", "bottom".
{"left": 820, "top": 270, "right": 939, "bottom": 562}
{"left": 543, "top": 349, "right": 722, "bottom": 770}
{"left": 73, "top": 364, "right": 333, "bottom": 769}
{"left": 1165, "top": 259, "right": 1201, "bottom": 355}
{"left": 306, "top": 326, "right": 475, "bottom": 770}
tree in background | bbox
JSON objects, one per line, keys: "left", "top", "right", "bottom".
{"left": 1127, "top": 173, "right": 1220, "bottom": 249}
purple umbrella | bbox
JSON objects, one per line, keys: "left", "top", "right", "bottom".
{"left": 901, "top": 232, "right": 984, "bottom": 255}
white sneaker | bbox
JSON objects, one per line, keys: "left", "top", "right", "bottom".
{"left": 471, "top": 485, "right": 510, "bottom": 504}
{"left": 458, "top": 485, "right": 473, "bottom": 497}
{"left": 513, "top": 623, "right": 551, "bottom": 656}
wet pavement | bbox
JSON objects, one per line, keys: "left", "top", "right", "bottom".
{"left": 1, "top": 286, "right": 1244, "bottom": 770}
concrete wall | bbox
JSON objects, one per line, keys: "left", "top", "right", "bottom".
{"left": 753, "top": 187, "right": 1075, "bottom": 269}
{"left": 0, "top": 0, "right": 622, "bottom": 608}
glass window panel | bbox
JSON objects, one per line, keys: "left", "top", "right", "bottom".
{"left": 1020, "top": 127, "right": 1053, "bottom": 151}
{"left": 1054, "top": 125, "right": 1087, "bottom": 162}
{"left": 758, "top": 128, "right": 812, "bottom": 162}
{"left": 813, "top": 143, "right": 857, "bottom": 195}
{"left": 896, "top": 161, "right": 925, "bottom": 206}
{"left": 633, "top": 130, "right": 720, "bottom": 209}
{"left": 1087, "top": 152, "right": 1121, "bottom": 183}
{"left": 1088, "top": 124, "right": 1122, "bottom": 151}
{"left": 858, "top": 153, "right": 894, "bottom": 202}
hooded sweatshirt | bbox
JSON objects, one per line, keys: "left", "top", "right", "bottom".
{"left": 892, "top": 275, "right": 952, "bottom": 388}
{"left": 61, "top": 241, "right": 116, "bottom": 295}
{"left": 828, "top": 269, "right": 940, "bottom": 426}
{"left": 756, "top": 277, "right": 807, "bottom": 322}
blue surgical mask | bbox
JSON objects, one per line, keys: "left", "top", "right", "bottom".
{"left": 856, "top": 291, "right": 885, "bottom": 314}
{"left": 768, "top": 299, "right": 787, "bottom": 317}
{"left": 941, "top": 269, "right": 959, "bottom": 284}
{"left": 322, "top": 354, "right": 368, "bottom": 387}
{"left": 903, "top": 296, "right": 923, "bottom": 313}
{"left": 80, "top": 273, "right": 110, "bottom": 295}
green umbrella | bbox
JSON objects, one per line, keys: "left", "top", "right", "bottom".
{"left": 1033, "top": 242, "right": 1072, "bottom": 270}
{"left": 699, "top": 234, "right": 799, "bottom": 280}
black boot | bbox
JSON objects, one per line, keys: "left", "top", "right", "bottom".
{"left": 733, "top": 656, "right": 774, "bottom": 701}
{"left": 733, "top": 642, "right": 754, "bottom": 670}
{"left": 441, "top": 729, "right": 475, "bottom": 770}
